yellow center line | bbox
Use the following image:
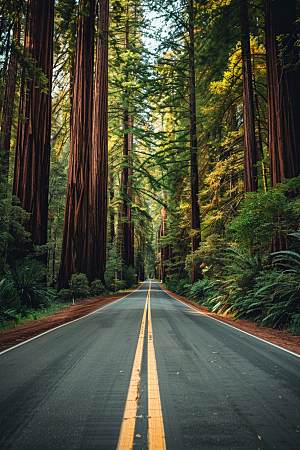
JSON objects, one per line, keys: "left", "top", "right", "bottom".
{"left": 147, "top": 290, "right": 166, "bottom": 450}
{"left": 117, "top": 281, "right": 166, "bottom": 449}
{"left": 117, "top": 283, "right": 151, "bottom": 450}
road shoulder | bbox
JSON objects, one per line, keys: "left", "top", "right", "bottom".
{"left": 159, "top": 283, "right": 300, "bottom": 356}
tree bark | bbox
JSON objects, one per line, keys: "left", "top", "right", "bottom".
{"left": 12, "top": 0, "right": 54, "bottom": 264}
{"left": 188, "top": 0, "right": 200, "bottom": 283}
{"left": 241, "top": 0, "right": 258, "bottom": 193}
{"left": 1, "top": 19, "right": 19, "bottom": 180}
{"left": 265, "top": 0, "right": 300, "bottom": 187}
{"left": 127, "top": 119, "right": 134, "bottom": 268}
{"left": 121, "top": 18, "right": 130, "bottom": 267}
{"left": 58, "top": 0, "right": 95, "bottom": 289}
{"left": 160, "top": 197, "right": 168, "bottom": 283}
{"left": 109, "top": 174, "right": 115, "bottom": 244}
{"left": 90, "top": 0, "right": 109, "bottom": 283}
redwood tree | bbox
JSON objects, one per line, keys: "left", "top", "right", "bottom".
{"left": 1, "top": 19, "right": 19, "bottom": 179}
{"left": 240, "top": 0, "right": 257, "bottom": 193}
{"left": 12, "top": 0, "right": 54, "bottom": 264}
{"left": 188, "top": 0, "right": 200, "bottom": 283}
{"left": 58, "top": 0, "right": 95, "bottom": 289}
{"left": 121, "top": 17, "right": 131, "bottom": 268}
{"left": 127, "top": 121, "right": 134, "bottom": 268}
{"left": 90, "top": 0, "right": 109, "bottom": 283}
{"left": 265, "top": 0, "right": 300, "bottom": 187}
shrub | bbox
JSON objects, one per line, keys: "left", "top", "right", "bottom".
{"left": 114, "top": 279, "right": 126, "bottom": 291}
{"left": 164, "top": 277, "right": 191, "bottom": 298}
{"left": 9, "top": 259, "right": 53, "bottom": 308}
{"left": 0, "top": 278, "right": 20, "bottom": 324}
{"left": 58, "top": 288, "right": 72, "bottom": 301}
{"left": 91, "top": 279, "right": 107, "bottom": 296}
{"left": 69, "top": 273, "right": 90, "bottom": 299}
{"left": 189, "top": 279, "right": 219, "bottom": 304}
{"left": 227, "top": 177, "right": 300, "bottom": 256}
{"left": 122, "top": 265, "right": 137, "bottom": 289}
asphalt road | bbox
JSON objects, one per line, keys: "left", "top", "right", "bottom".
{"left": 0, "top": 280, "right": 299, "bottom": 449}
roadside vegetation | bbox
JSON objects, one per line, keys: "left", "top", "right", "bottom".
{"left": 164, "top": 178, "right": 300, "bottom": 335}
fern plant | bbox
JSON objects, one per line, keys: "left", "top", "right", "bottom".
{"left": 9, "top": 259, "right": 54, "bottom": 308}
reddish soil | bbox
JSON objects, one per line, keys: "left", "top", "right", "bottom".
{"left": 1, "top": 285, "right": 299, "bottom": 355}
{"left": 160, "top": 284, "right": 300, "bottom": 356}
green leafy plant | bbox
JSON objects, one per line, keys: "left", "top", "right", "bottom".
{"left": 164, "top": 277, "right": 191, "bottom": 298}
{"left": 9, "top": 259, "right": 54, "bottom": 309}
{"left": 227, "top": 177, "right": 300, "bottom": 255}
{"left": 121, "top": 266, "right": 137, "bottom": 289}
{"left": 0, "top": 278, "right": 20, "bottom": 324}
{"left": 189, "top": 278, "right": 219, "bottom": 304}
{"left": 91, "top": 279, "right": 107, "bottom": 296}
{"left": 58, "top": 288, "right": 72, "bottom": 301}
{"left": 69, "top": 273, "right": 90, "bottom": 299}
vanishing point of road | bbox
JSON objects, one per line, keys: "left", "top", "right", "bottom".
{"left": 0, "top": 280, "right": 299, "bottom": 449}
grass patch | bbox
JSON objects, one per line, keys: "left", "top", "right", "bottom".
{"left": 0, "top": 301, "right": 71, "bottom": 331}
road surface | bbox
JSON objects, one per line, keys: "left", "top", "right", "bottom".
{"left": 0, "top": 280, "right": 299, "bottom": 449}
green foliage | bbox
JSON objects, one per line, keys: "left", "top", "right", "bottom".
{"left": 0, "top": 300, "right": 72, "bottom": 331}
{"left": 164, "top": 277, "right": 191, "bottom": 298}
{"left": 189, "top": 279, "right": 219, "bottom": 304}
{"left": 91, "top": 279, "right": 107, "bottom": 296}
{"left": 227, "top": 178, "right": 300, "bottom": 255}
{"left": 104, "top": 241, "right": 123, "bottom": 292}
{"left": 69, "top": 273, "right": 91, "bottom": 299}
{"left": 0, "top": 193, "right": 30, "bottom": 275}
{"left": 0, "top": 278, "right": 20, "bottom": 324}
{"left": 58, "top": 288, "right": 72, "bottom": 301}
{"left": 122, "top": 265, "right": 137, "bottom": 289}
{"left": 9, "top": 259, "right": 54, "bottom": 309}
{"left": 188, "top": 237, "right": 300, "bottom": 333}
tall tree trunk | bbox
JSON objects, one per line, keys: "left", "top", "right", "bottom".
{"left": 265, "top": 0, "right": 300, "bottom": 187}
{"left": 188, "top": 0, "right": 200, "bottom": 283}
{"left": 90, "top": 0, "right": 109, "bottom": 283}
{"left": 58, "top": 0, "right": 95, "bottom": 289}
{"left": 121, "top": 18, "right": 130, "bottom": 267}
{"left": 1, "top": 19, "right": 19, "bottom": 179}
{"left": 127, "top": 119, "right": 134, "bottom": 268}
{"left": 252, "top": 53, "right": 268, "bottom": 194}
{"left": 265, "top": 0, "right": 300, "bottom": 253}
{"left": 109, "top": 175, "right": 115, "bottom": 244}
{"left": 241, "top": 0, "right": 258, "bottom": 193}
{"left": 12, "top": 0, "right": 54, "bottom": 265}
{"left": 160, "top": 197, "right": 167, "bottom": 283}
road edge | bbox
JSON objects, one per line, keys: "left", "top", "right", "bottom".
{"left": 158, "top": 282, "right": 300, "bottom": 358}
{"left": 0, "top": 287, "right": 141, "bottom": 356}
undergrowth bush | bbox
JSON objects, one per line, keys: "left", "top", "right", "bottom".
{"left": 91, "top": 279, "right": 107, "bottom": 296}
{"left": 187, "top": 236, "right": 300, "bottom": 333}
{"left": 9, "top": 259, "right": 54, "bottom": 309}
{"left": 121, "top": 266, "right": 137, "bottom": 289}
{"left": 164, "top": 277, "right": 191, "bottom": 298}
{"left": 69, "top": 273, "right": 91, "bottom": 299}
{"left": 58, "top": 288, "right": 72, "bottom": 301}
{"left": 0, "top": 278, "right": 20, "bottom": 325}
{"left": 189, "top": 279, "right": 219, "bottom": 304}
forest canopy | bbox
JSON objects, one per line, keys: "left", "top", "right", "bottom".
{"left": 1, "top": 0, "right": 300, "bottom": 334}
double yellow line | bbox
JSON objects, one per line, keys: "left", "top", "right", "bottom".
{"left": 117, "top": 282, "right": 166, "bottom": 450}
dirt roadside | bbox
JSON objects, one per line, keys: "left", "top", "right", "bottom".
{"left": 0, "top": 285, "right": 299, "bottom": 355}
{"left": 0, "top": 292, "right": 130, "bottom": 352}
